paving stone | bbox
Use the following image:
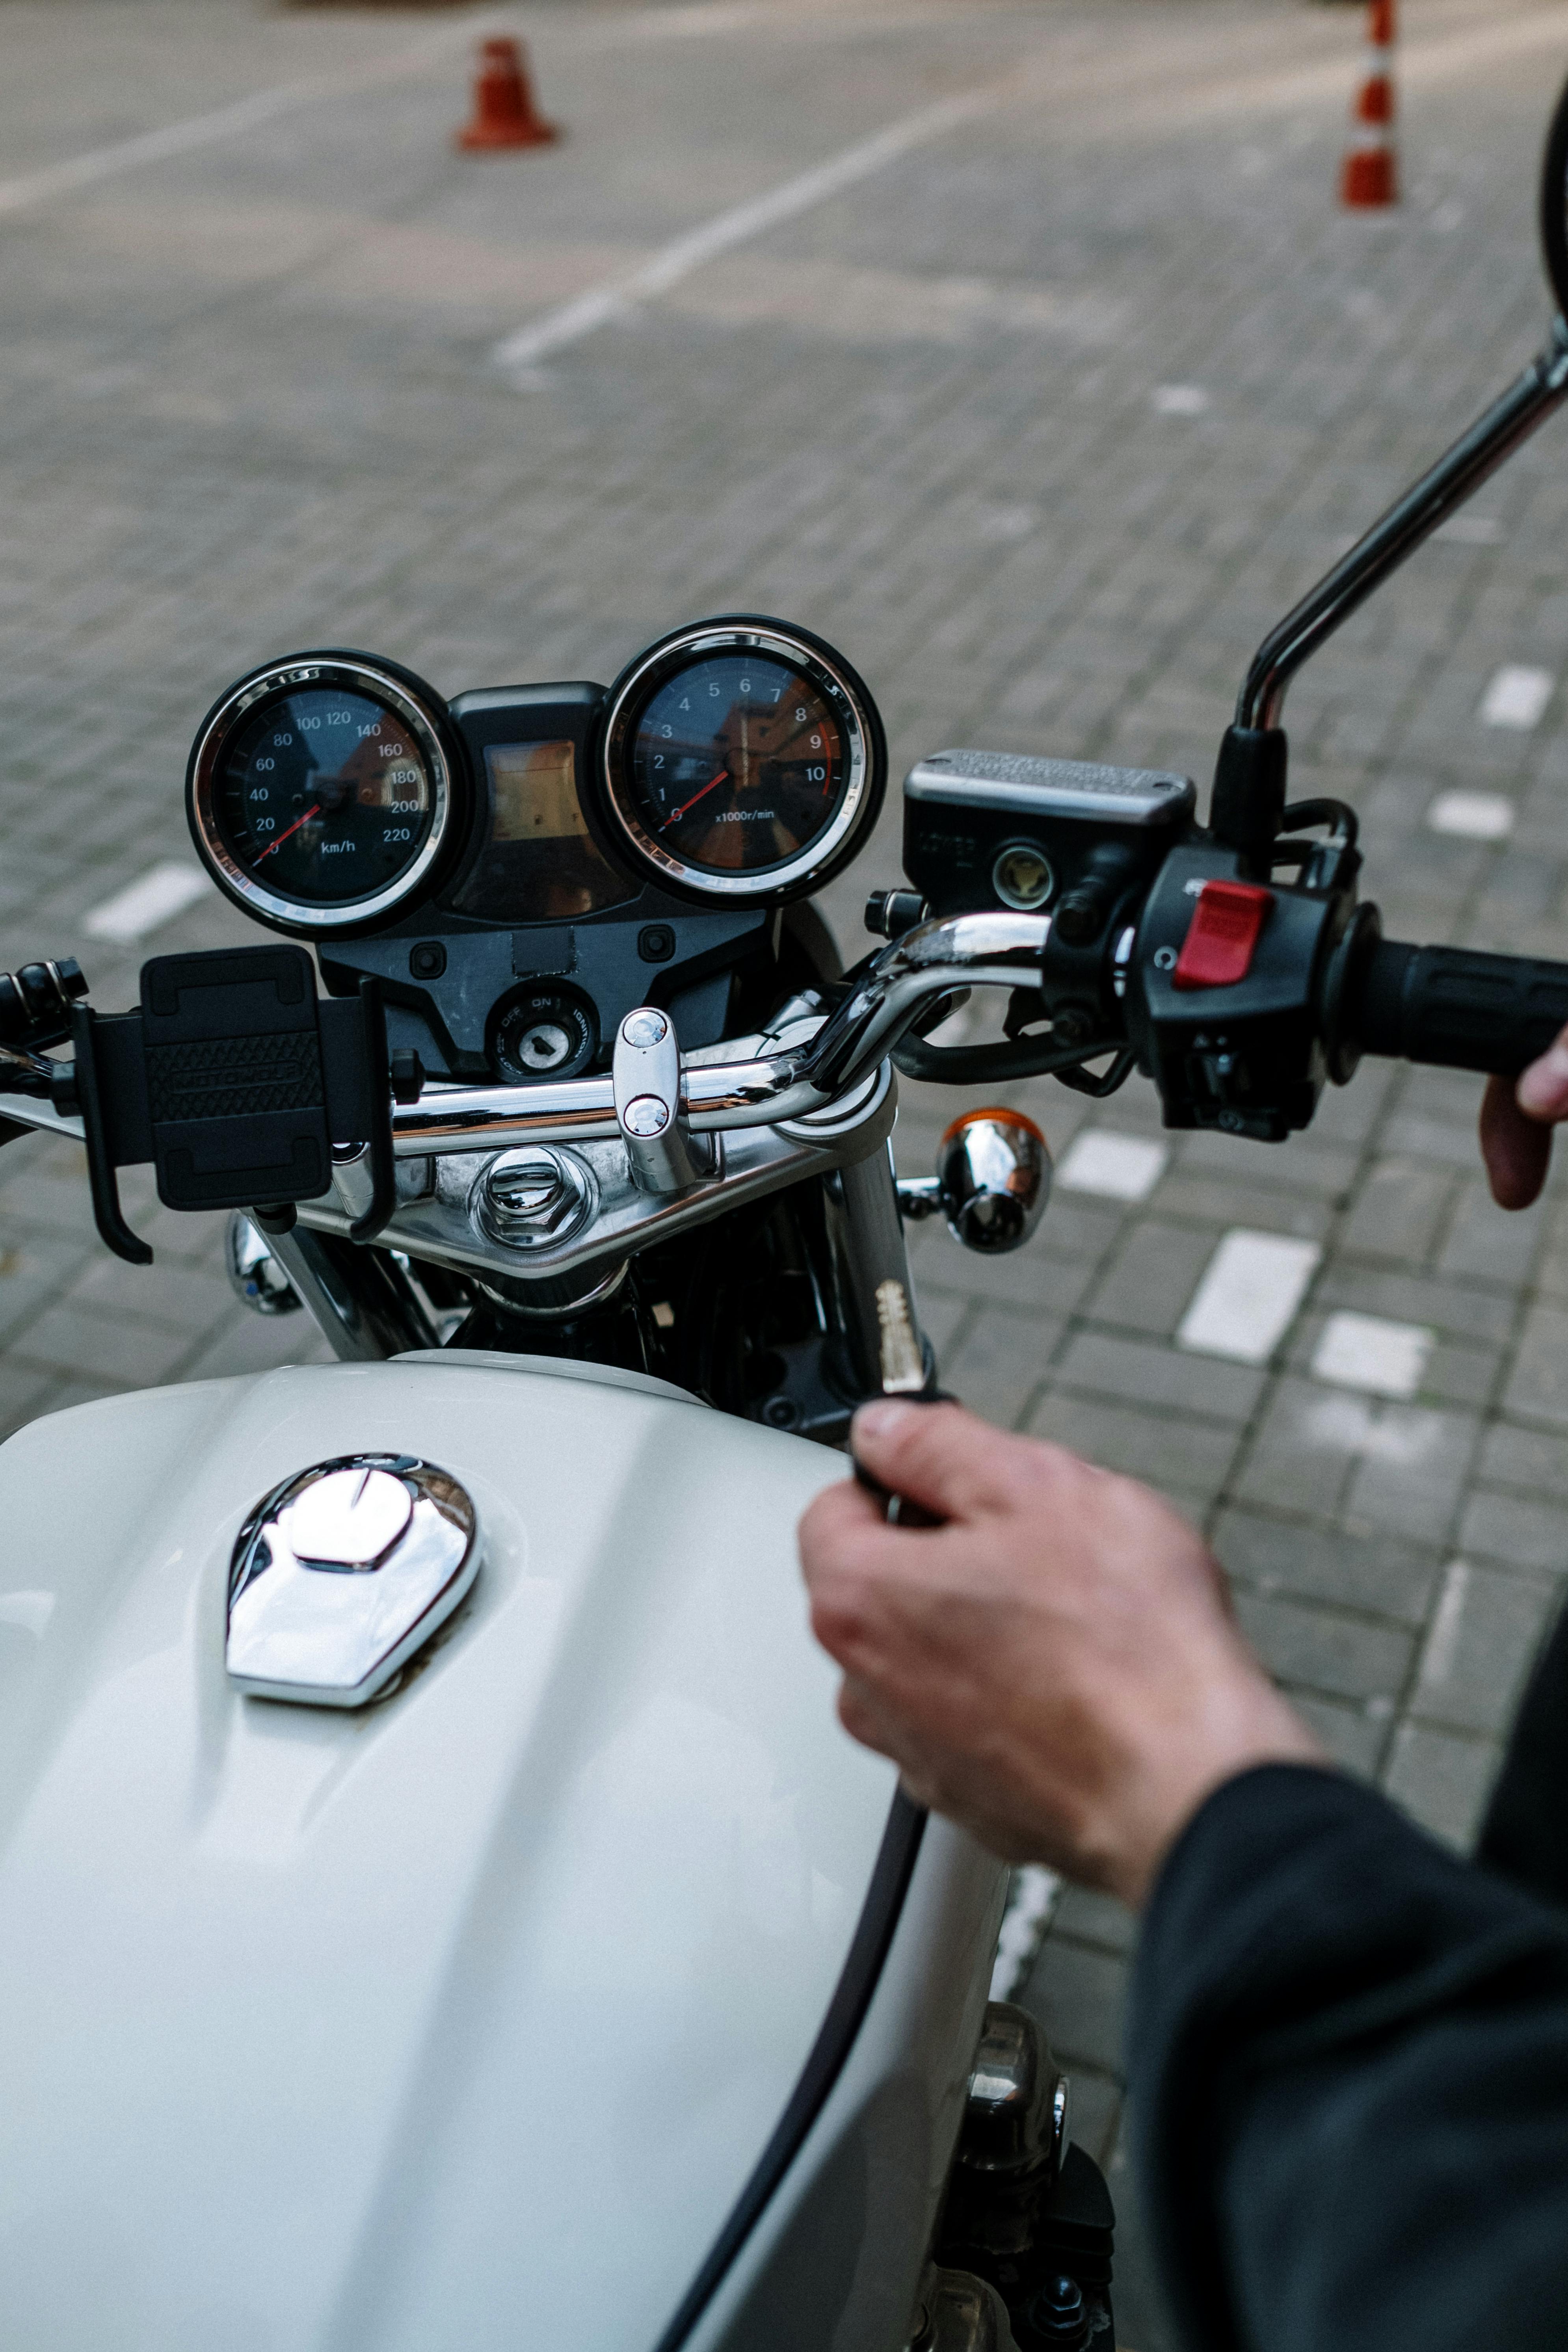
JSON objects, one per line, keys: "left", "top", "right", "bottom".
{"left": 1501, "top": 1302, "right": 1568, "bottom": 1428}
{"left": 0, "top": 1356, "right": 61, "bottom": 1442}
{"left": 63, "top": 1251, "right": 235, "bottom": 1336}
{"left": 1053, "top": 1329, "right": 1264, "bottom": 1425}
{"left": 10, "top": 1303, "right": 197, "bottom": 1387}
{"left": 1338, "top": 1160, "right": 1456, "bottom": 1267}
{"left": 177, "top": 1310, "right": 336, "bottom": 1385}
{"left": 935, "top": 1305, "right": 1062, "bottom": 1432}
{"left": 1030, "top": 1391, "right": 1240, "bottom": 1504}
{"left": 1438, "top": 1182, "right": 1544, "bottom": 1288}
{"left": 1456, "top": 1488, "right": 1568, "bottom": 1575}
{"left": 1410, "top": 1558, "right": 1562, "bottom": 1737}
{"left": 1232, "top": 1588, "right": 1415, "bottom": 1707}
{"left": 1049, "top": 1885, "right": 1137, "bottom": 1959}
{"left": 909, "top": 1221, "right": 1098, "bottom": 1317}
{"left": 1382, "top": 1722, "right": 1502, "bottom": 1851}
{"left": 1476, "top": 1417, "right": 1568, "bottom": 1502}
{"left": 1016, "top": 1933, "right": 1127, "bottom": 2077}
{"left": 1290, "top": 1691, "right": 1391, "bottom": 1779}
{"left": 1215, "top": 1508, "right": 1442, "bottom": 1627}
{"left": 1083, "top": 1218, "right": 1226, "bottom": 1342}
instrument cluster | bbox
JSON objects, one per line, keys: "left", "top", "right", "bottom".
{"left": 185, "top": 618, "right": 886, "bottom": 1087}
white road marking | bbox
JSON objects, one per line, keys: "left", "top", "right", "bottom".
{"left": 1432, "top": 513, "right": 1503, "bottom": 545}
{"left": 84, "top": 860, "right": 208, "bottom": 945}
{"left": 0, "top": 26, "right": 466, "bottom": 223}
{"left": 1177, "top": 1230, "right": 1321, "bottom": 1365}
{"left": 1151, "top": 383, "right": 1209, "bottom": 416}
{"left": 1415, "top": 1558, "right": 1471, "bottom": 1693}
{"left": 1056, "top": 1131, "right": 1169, "bottom": 1203}
{"left": 989, "top": 1864, "right": 1059, "bottom": 2002}
{"left": 1427, "top": 790, "right": 1514, "bottom": 840}
{"left": 1304, "top": 1391, "right": 1443, "bottom": 1466}
{"left": 492, "top": 83, "right": 1006, "bottom": 376}
{"left": 1311, "top": 1309, "right": 1433, "bottom": 1400}
{"left": 1480, "top": 664, "right": 1553, "bottom": 731}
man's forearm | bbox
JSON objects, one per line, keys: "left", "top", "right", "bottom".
{"left": 1129, "top": 1764, "right": 1568, "bottom": 2352}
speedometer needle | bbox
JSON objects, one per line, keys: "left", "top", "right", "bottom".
{"left": 260, "top": 802, "right": 322, "bottom": 858}
{"left": 660, "top": 770, "right": 729, "bottom": 831}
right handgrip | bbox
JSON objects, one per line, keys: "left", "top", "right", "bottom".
{"left": 1354, "top": 939, "right": 1568, "bottom": 1075}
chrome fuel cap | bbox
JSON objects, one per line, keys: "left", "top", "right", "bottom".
{"left": 226, "top": 1454, "right": 480, "bottom": 1708}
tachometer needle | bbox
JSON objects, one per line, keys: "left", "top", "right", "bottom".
{"left": 660, "top": 770, "right": 729, "bottom": 831}
{"left": 260, "top": 802, "right": 322, "bottom": 858}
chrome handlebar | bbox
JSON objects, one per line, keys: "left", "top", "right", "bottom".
{"left": 391, "top": 909, "right": 1053, "bottom": 1159}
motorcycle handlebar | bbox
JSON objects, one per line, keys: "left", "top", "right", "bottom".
{"left": 1353, "top": 938, "right": 1568, "bottom": 1077}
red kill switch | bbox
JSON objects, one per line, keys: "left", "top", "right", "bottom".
{"left": 1171, "top": 881, "right": 1273, "bottom": 991}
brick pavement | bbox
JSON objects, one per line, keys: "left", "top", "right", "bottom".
{"left": 4, "top": 3, "right": 1568, "bottom": 2342}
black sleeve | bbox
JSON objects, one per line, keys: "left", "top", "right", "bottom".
{"left": 1477, "top": 1600, "right": 1568, "bottom": 1911}
{"left": 1126, "top": 1763, "right": 1568, "bottom": 2352}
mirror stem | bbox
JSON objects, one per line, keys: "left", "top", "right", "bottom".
{"left": 1237, "top": 317, "right": 1568, "bottom": 734}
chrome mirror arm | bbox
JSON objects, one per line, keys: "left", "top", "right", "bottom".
{"left": 1238, "top": 318, "right": 1568, "bottom": 734}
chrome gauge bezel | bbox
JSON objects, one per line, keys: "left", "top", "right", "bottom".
{"left": 599, "top": 618, "right": 886, "bottom": 905}
{"left": 186, "top": 653, "right": 463, "bottom": 936}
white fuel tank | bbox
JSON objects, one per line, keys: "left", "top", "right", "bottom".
{"left": 0, "top": 1350, "right": 898, "bottom": 2350}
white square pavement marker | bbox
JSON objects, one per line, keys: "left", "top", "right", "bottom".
{"left": 1479, "top": 664, "right": 1553, "bottom": 731}
{"left": 1427, "top": 791, "right": 1514, "bottom": 841}
{"left": 1432, "top": 515, "right": 1503, "bottom": 546}
{"left": 1311, "top": 1309, "right": 1433, "bottom": 1400}
{"left": 1176, "top": 1230, "right": 1321, "bottom": 1365}
{"left": 1151, "top": 383, "right": 1209, "bottom": 416}
{"left": 84, "top": 860, "right": 208, "bottom": 945}
{"left": 1056, "top": 1130, "right": 1168, "bottom": 1202}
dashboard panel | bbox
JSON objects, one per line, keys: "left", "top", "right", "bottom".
{"left": 184, "top": 622, "right": 882, "bottom": 1087}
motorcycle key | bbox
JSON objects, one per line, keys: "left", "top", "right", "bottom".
{"left": 853, "top": 1276, "right": 953, "bottom": 1528}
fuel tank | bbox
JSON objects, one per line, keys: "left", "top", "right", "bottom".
{"left": 0, "top": 1350, "right": 906, "bottom": 2350}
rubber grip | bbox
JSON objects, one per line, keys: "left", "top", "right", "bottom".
{"left": 1354, "top": 939, "right": 1568, "bottom": 1076}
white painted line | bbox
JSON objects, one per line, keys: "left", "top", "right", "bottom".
{"left": 1311, "top": 1309, "right": 1433, "bottom": 1400}
{"left": 1427, "top": 790, "right": 1514, "bottom": 841}
{"left": 0, "top": 23, "right": 464, "bottom": 223}
{"left": 1056, "top": 1131, "right": 1169, "bottom": 1203}
{"left": 1432, "top": 513, "right": 1503, "bottom": 546}
{"left": 492, "top": 83, "right": 1004, "bottom": 375}
{"left": 1151, "top": 383, "right": 1209, "bottom": 416}
{"left": 84, "top": 860, "right": 208, "bottom": 945}
{"left": 1415, "top": 1558, "right": 1471, "bottom": 1694}
{"left": 989, "top": 1864, "right": 1059, "bottom": 2002}
{"left": 1177, "top": 1229, "right": 1321, "bottom": 1365}
{"left": 1480, "top": 664, "right": 1553, "bottom": 731}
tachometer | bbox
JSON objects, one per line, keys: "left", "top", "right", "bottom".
{"left": 187, "top": 653, "right": 465, "bottom": 934}
{"left": 599, "top": 618, "right": 885, "bottom": 903}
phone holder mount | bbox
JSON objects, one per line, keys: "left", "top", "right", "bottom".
{"left": 54, "top": 946, "right": 395, "bottom": 1266}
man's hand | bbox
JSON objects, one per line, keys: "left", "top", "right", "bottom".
{"left": 800, "top": 1404, "right": 1321, "bottom": 1909}
{"left": 1481, "top": 1023, "right": 1568, "bottom": 1208}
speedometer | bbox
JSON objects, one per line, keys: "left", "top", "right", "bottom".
{"left": 187, "top": 653, "right": 465, "bottom": 934}
{"left": 599, "top": 618, "right": 885, "bottom": 903}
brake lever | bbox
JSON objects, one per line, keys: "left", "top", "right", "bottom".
{"left": 852, "top": 1275, "right": 953, "bottom": 1528}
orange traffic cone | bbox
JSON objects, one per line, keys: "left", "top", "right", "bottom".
{"left": 1340, "top": 0, "right": 1397, "bottom": 208}
{"left": 456, "top": 38, "right": 558, "bottom": 152}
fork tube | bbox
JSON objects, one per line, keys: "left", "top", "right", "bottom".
{"left": 828, "top": 1144, "right": 926, "bottom": 1397}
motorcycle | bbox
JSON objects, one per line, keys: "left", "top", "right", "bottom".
{"left": 6, "top": 73, "right": 1568, "bottom": 2352}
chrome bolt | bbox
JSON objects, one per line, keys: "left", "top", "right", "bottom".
{"left": 475, "top": 1146, "right": 595, "bottom": 1251}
